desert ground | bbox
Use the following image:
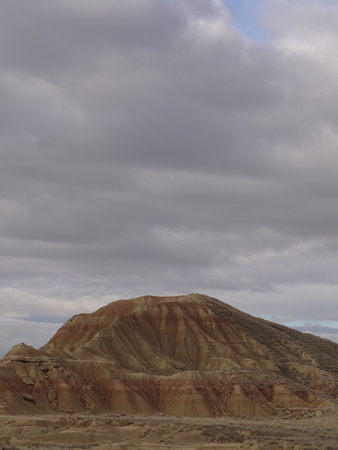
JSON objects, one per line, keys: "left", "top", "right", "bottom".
{"left": 0, "top": 411, "right": 337, "bottom": 450}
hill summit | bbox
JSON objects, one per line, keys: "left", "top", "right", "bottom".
{"left": 0, "top": 293, "right": 337, "bottom": 417}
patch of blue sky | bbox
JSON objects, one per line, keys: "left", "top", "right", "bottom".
{"left": 259, "top": 315, "right": 338, "bottom": 331}
{"left": 284, "top": 320, "right": 338, "bottom": 329}
{"left": 221, "top": 0, "right": 270, "bottom": 42}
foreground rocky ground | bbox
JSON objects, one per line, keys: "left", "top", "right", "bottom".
{"left": 0, "top": 411, "right": 338, "bottom": 450}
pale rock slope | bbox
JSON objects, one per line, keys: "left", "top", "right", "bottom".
{"left": 0, "top": 293, "right": 337, "bottom": 417}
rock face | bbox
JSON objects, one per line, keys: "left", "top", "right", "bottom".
{"left": 0, "top": 293, "right": 338, "bottom": 417}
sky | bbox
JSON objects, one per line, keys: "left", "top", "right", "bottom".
{"left": 1, "top": 0, "right": 338, "bottom": 357}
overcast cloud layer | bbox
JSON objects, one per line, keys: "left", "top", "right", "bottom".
{"left": 1, "top": 0, "right": 338, "bottom": 357}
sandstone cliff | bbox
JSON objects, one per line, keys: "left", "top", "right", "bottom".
{"left": 0, "top": 293, "right": 337, "bottom": 417}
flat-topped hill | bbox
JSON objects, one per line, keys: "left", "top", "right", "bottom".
{"left": 1, "top": 294, "right": 337, "bottom": 417}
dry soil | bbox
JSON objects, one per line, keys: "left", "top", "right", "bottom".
{"left": 0, "top": 411, "right": 337, "bottom": 450}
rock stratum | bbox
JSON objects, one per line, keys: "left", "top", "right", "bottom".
{"left": 0, "top": 293, "right": 337, "bottom": 418}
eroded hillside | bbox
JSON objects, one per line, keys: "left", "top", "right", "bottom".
{"left": 0, "top": 294, "right": 337, "bottom": 417}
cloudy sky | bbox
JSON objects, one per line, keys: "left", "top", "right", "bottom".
{"left": 1, "top": 0, "right": 338, "bottom": 357}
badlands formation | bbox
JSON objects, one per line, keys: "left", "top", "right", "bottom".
{"left": 0, "top": 293, "right": 338, "bottom": 449}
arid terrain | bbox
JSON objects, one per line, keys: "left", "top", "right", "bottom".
{"left": 0, "top": 293, "right": 337, "bottom": 449}
{"left": 1, "top": 411, "right": 338, "bottom": 449}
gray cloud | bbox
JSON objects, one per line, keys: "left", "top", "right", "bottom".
{"left": 1, "top": 0, "right": 338, "bottom": 354}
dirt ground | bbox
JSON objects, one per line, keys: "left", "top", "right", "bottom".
{"left": 0, "top": 411, "right": 338, "bottom": 450}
